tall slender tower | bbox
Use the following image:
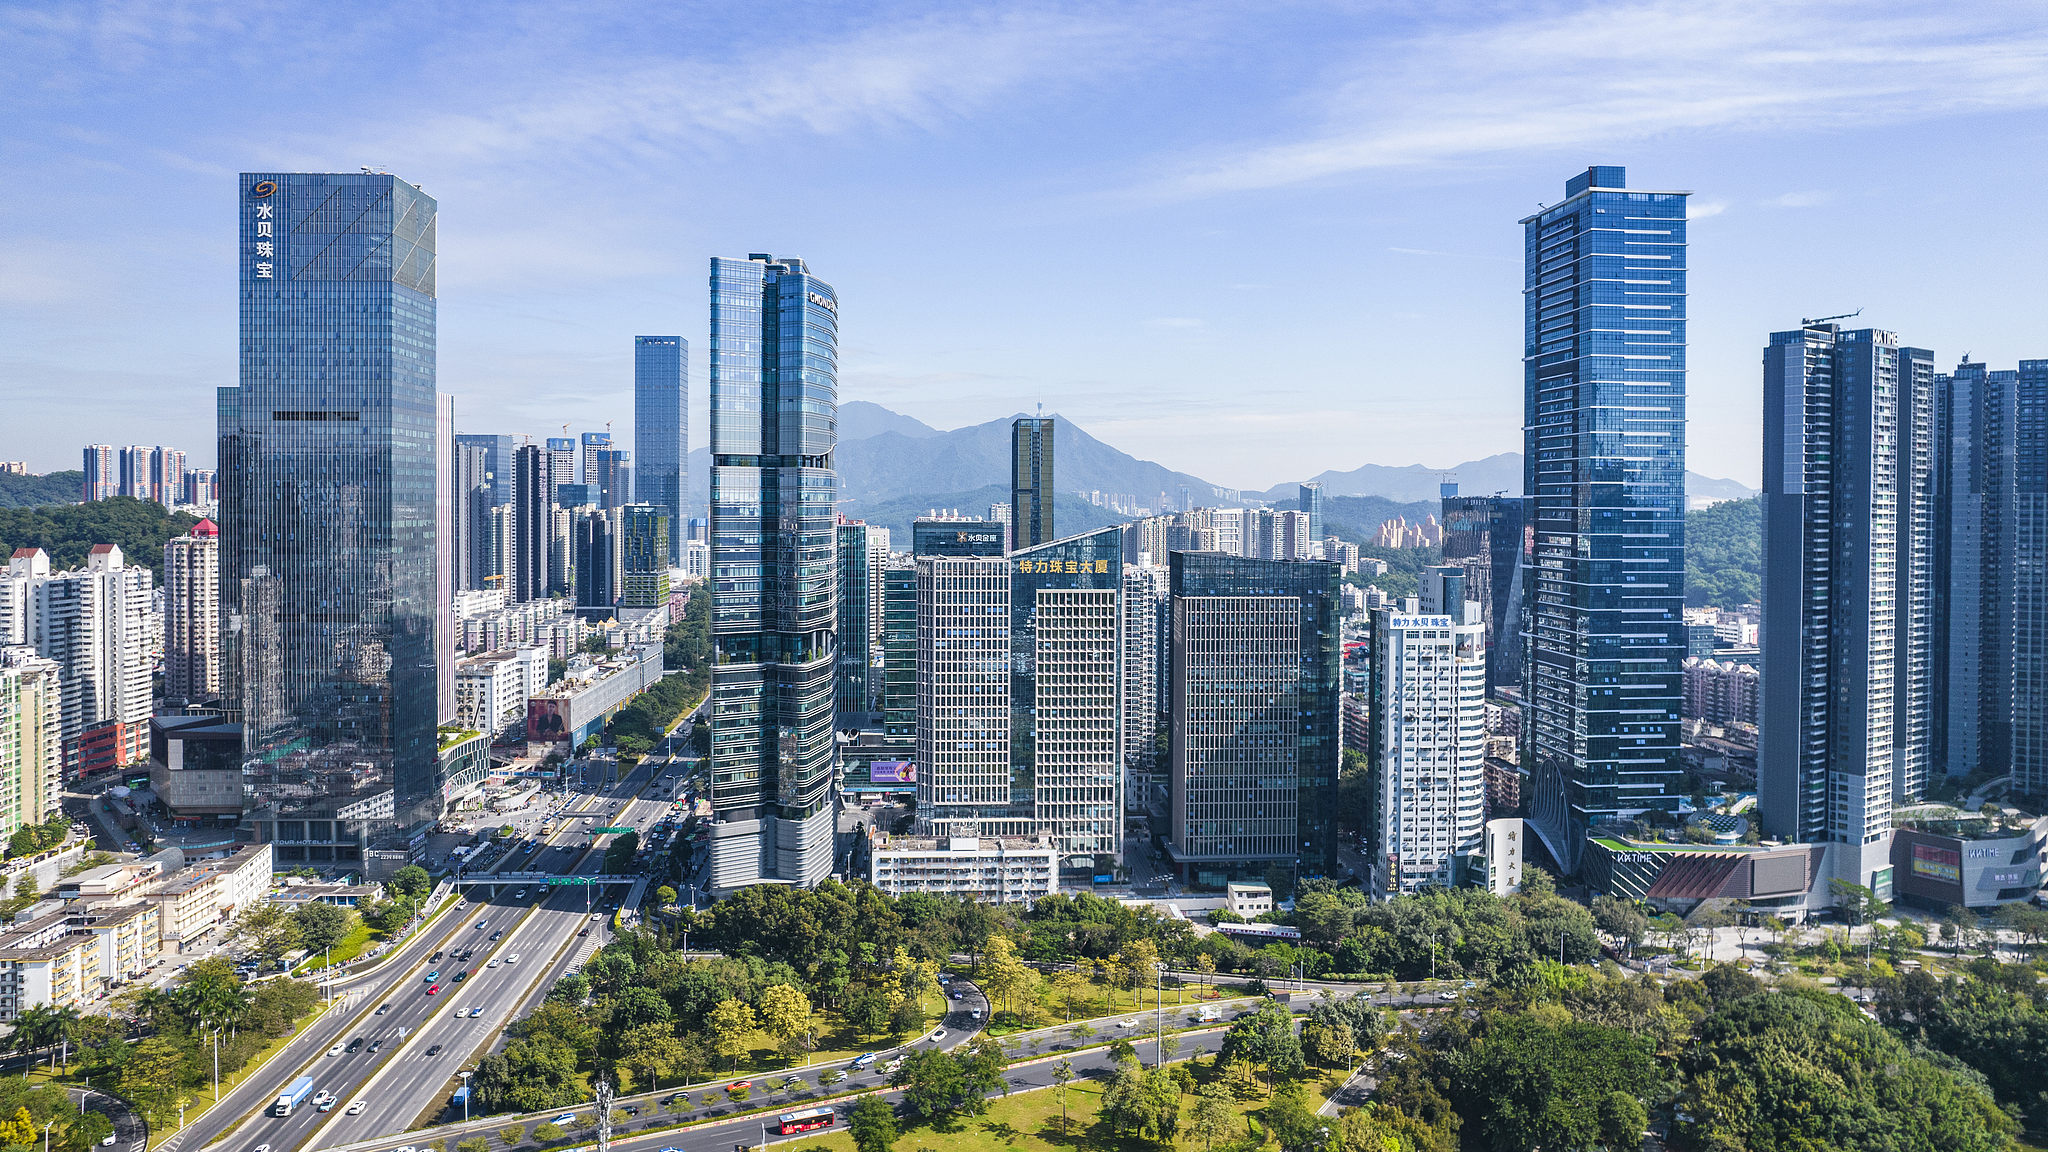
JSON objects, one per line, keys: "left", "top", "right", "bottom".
{"left": 163, "top": 519, "right": 222, "bottom": 705}
{"left": 222, "top": 170, "right": 445, "bottom": 848}
{"left": 1761, "top": 324, "right": 1933, "bottom": 891}
{"left": 706, "top": 254, "right": 838, "bottom": 892}
{"left": 633, "top": 336, "right": 689, "bottom": 565}
{"left": 1011, "top": 417, "right": 1055, "bottom": 551}
{"left": 1519, "top": 166, "right": 1689, "bottom": 875}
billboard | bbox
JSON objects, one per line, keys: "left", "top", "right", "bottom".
{"left": 869, "top": 761, "right": 917, "bottom": 784}
{"left": 527, "top": 698, "right": 569, "bottom": 743}
{"left": 1911, "top": 843, "right": 1961, "bottom": 883}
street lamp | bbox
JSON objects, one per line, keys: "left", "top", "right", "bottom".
{"left": 460, "top": 1071, "right": 473, "bottom": 1122}
{"left": 1428, "top": 932, "right": 1438, "bottom": 982}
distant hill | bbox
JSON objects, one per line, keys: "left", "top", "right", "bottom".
{"left": 690, "top": 405, "right": 1234, "bottom": 523}
{"left": 0, "top": 470, "right": 85, "bottom": 509}
{"left": 0, "top": 497, "right": 199, "bottom": 577}
{"left": 836, "top": 485, "right": 1135, "bottom": 546}
{"left": 1687, "top": 497, "right": 1761, "bottom": 607}
{"left": 1259, "top": 453, "right": 1756, "bottom": 508}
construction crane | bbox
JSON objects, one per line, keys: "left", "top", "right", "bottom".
{"left": 1801, "top": 309, "right": 1862, "bottom": 327}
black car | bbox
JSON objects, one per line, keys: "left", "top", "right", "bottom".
{"left": 426, "top": 1044, "right": 444, "bottom": 1057}
{"left": 490, "top": 931, "right": 503, "bottom": 941}
{"left": 345, "top": 1038, "right": 363, "bottom": 1053}
{"left": 431, "top": 950, "right": 444, "bottom": 961}
{"left": 376, "top": 1003, "right": 391, "bottom": 1014}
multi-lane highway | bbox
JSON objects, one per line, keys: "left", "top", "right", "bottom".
{"left": 176, "top": 752, "right": 694, "bottom": 1152}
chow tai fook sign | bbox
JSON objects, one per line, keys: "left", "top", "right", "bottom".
{"left": 1912, "top": 843, "right": 1962, "bottom": 883}
{"left": 869, "top": 761, "right": 917, "bottom": 784}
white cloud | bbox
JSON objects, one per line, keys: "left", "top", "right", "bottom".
{"left": 1132, "top": 0, "right": 2048, "bottom": 198}
{"left": 1766, "top": 190, "right": 1833, "bottom": 207}
{"left": 1687, "top": 199, "right": 1730, "bottom": 219}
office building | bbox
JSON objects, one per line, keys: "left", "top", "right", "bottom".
{"left": 81, "top": 447, "right": 117, "bottom": 503}
{"left": 2010, "top": 360, "right": 2048, "bottom": 799}
{"left": 1011, "top": 417, "right": 1055, "bottom": 551}
{"left": 1440, "top": 485, "right": 1528, "bottom": 694}
{"left": 452, "top": 647, "right": 548, "bottom": 737}
{"left": 546, "top": 437, "right": 578, "bottom": 505}
{"left": 590, "top": 447, "right": 632, "bottom": 510}
{"left": 911, "top": 520, "right": 1005, "bottom": 559}
{"left": 578, "top": 432, "right": 610, "bottom": 488}
{"left": 450, "top": 439, "right": 492, "bottom": 594}
{"left": 619, "top": 504, "right": 671, "bottom": 610}
{"left": 1761, "top": 324, "right": 1933, "bottom": 893}
{"left": 863, "top": 829, "right": 1056, "bottom": 903}
{"left": 573, "top": 507, "right": 621, "bottom": 616}
{"left": 1010, "top": 528, "right": 1126, "bottom": 873}
{"left": 915, "top": 556, "right": 1013, "bottom": 841}
{"left": 703, "top": 254, "right": 838, "bottom": 892}
{"left": 1, "top": 547, "right": 154, "bottom": 777}
{"left": 223, "top": 170, "right": 446, "bottom": 849}
{"left": 452, "top": 433, "right": 516, "bottom": 508}
{"left": 162, "top": 519, "right": 222, "bottom": 705}
{"left": 1122, "top": 564, "right": 1169, "bottom": 811}
{"left": 1298, "top": 482, "right": 1323, "bottom": 546}
{"left": 1366, "top": 567, "right": 1488, "bottom": 895}
{"left": 836, "top": 521, "right": 890, "bottom": 723}
{"left": 1164, "top": 552, "right": 1341, "bottom": 888}
{"left": 1520, "top": 165, "right": 1690, "bottom": 874}
{"left": 881, "top": 564, "right": 917, "bottom": 751}
{"left": 634, "top": 336, "right": 690, "bottom": 564}
{"left": 507, "top": 443, "right": 549, "bottom": 602}
{"left": 0, "top": 654, "right": 62, "bottom": 836}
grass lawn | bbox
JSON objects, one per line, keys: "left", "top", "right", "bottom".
{"left": 975, "top": 968, "right": 1216, "bottom": 1036}
{"left": 293, "top": 921, "right": 383, "bottom": 973}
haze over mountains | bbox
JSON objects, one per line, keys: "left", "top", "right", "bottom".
{"left": 686, "top": 401, "right": 1758, "bottom": 541}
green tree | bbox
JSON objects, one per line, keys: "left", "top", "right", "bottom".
{"left": 387, "top": 865, "right": 433, "bottom": 900}
{"left": 230, "top": 903, "right": 302, "bottom": 968}
{"left": 1450, "top": 1015, "right": 1656, "bottom": 1152}
{"left": 848, "top": 1093, "right": 899, "bottom": 1152}
{"left": 618, "top": 1023, "right": 684, "bottom": 1092}
{"left": 1678, "top": 989, "right": 2013, "bottom": 1151}
{"left": 705, "top": 999, "right": 757, "bottom": 1071}
{"left": 1685, "top": 496, "right": 1760, "bottom": 606}
{"left": 65, "top": 1112, "right": 113, "bottom": 1152}
{"left": 1190, "top": 1082, "right": 1235, "bottom": 1151}
{"left": 757, "top": 983, "right": 813, "bottom": 1067}
{"left": 293, "top": 901, "right": 355, "bottom": 956}
{"left": 497, "top": 1125, "right": 527, "bottom": 1147}
{"left": 890, "top": 1049, "right": 963, "bottom": 1119}
{"left": 457, "top": 1138, "right": 490, "bottom": 1152}
{"left": 530, "top": 1122, "right": 564, "bottom": 1144}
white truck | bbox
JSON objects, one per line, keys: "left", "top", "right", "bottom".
{"left": 273, "top": 1075, "right": 315, "bottom": 1116}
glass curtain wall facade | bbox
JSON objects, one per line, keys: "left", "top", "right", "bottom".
{"left": 882, "top": 565, "right": 917, "bottom": 753}
{"left": 1519, "top": 165, "right": 1689, "bottom": 875}
{"left": 1165, "top": 552, "right": 1341, "bottom": 888}
{"left": 836, "top": 523, "right": 881, "bottom": 722}
{"left": 706, "top": 254, "right": 838, "bottom": 891}
{"left": 1441, "top": 489, "right": 1529, "bottom": 694}
{"left": 1299, "top": 482, "right": 1323, "bottom": 547}
{"left": 633, "top": 336, "right": 689, "bottom": 564}
{"left": 620, "top": 504, "right": 671, "bottom": 610}
{"left": 224, "top": 170, "right": 444, "bottom": 851}
{"left": 546, "top": 438, "right": 577, "bottom": 505}
{"left": 1011, "top": 418, "right": 1055, "bottom": 551}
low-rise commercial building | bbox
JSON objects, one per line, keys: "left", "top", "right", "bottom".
{"left": 0, "top": 910, "right": 103, "bottom": 1021}
{"left": 1225, "top": 882, "right": 1273, "bottom": 917}
{"left": 524, "top": 644, "right": 663, "bottom": 749}
{"left": 1892, "top": 809, "right": 2048, "bottom": 911}
{"left": 454, "top": 648, "right": 547, "bottom": 737}
{"left": 864, "top": 832, "right": 1056, "bottom": 903}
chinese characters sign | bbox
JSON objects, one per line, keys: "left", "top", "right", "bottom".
{"left": 250, "top": 180, "right": 277, "bottom": 279}
{"left": 1015, "top": 559, "right": 1108, "bottom": 574}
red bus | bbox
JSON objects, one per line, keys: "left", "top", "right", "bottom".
{"left": 776, "top": 1107, "right": 834, "bottom": 1135}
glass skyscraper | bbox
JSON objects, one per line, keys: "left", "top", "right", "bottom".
{"left": 1519, "top": 166, "right": 1689, "bottom": 875}
{"left": 1011, "top": 417, "right": 1055, "bottom": 551}
{"left": 633, "top": 336, "right": 689, "bottom": 565}
{"left": 224, "top": 170, "right": 446, "bottom": 856}
{"left": 705, "top": 254, "right": 838, "bottom": 893}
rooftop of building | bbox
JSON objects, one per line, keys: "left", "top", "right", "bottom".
{"left": 868, "top": 832, "right": 1051, "bottom": 853}
{"left": 1894, "top": 801, "right": 2046, "bottom": 842}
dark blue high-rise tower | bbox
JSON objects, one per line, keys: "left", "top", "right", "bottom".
{"left": 223, "top": 170, "right": 446, "bottom": 852}
{"left": 705, "top": 254, "right": 838, "bottom": 892}
{"left": 633, "top": 336, "right": 689, "bottom": 565}
{"left": 1519, "top": 166, "right": 1689, "bottom": 874}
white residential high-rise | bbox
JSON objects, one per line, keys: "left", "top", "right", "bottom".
{"left": 915, "top": 556, "right": 1012, "bottom": 840}
{"left": 3, "top": 546, "right": 155, "bottom": 772}
{"left": 1368, "top": 566, "right": 1487, "bottom": 895}
{"left": 162, "top": 519, "right": 222, "bottom": 704}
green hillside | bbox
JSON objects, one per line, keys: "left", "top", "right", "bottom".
{"left": 0, "top": 470, "right": 87, "bottom": 509}
{"left": 1687, "top": 497, "right": 1761, "bottom": 607}
{"left": 0, "top": 497, "right": 200, "bottom": 576}
{"left": 838, "top": 485, "right": 1133, "bottom": 548}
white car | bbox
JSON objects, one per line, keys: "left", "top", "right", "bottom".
{"left": 346, "top": 1100, "right": 367, "bottom": 1115}
{"left": 327, "top": 1043, "right": 344, "bottom": 1057}
{"left": 506, "top": 954, "right": 520, "bottom": 964}
{"left": 486, "top": 959, "right": 499, "bottom": 969}
{"left": 929, "top": 1028, "right": 946, "bottom": 1042}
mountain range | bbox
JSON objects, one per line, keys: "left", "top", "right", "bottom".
{"left": 693, "top": 400, "right": 1758, "bottom": 540}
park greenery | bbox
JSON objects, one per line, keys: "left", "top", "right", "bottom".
{"left": 1685, "top": 495, "right": 1761, "bottom": 607}
{"left": 6, "top": 814, "right": 74, "bottom": 860}
{"left": 0, "top": 496, "right": 200, "bottom": 576}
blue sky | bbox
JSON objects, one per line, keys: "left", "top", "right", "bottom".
{"left": 5, "top": 0, "right": 2046, "bottom": 491}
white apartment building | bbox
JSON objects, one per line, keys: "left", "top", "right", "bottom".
{"left": 865, "top": 832, "right": 1056, "bottom": 903}
{"left": 162, "top": 519, "right": 222, "bottom": 703}
{"left": 0, "top": 546, "right": 154, "bottom": 760}
{"left": 915, "top": 557, "right": 1013, "bottom": 840}
{"left": 680, "top": 540, "right": 710, "bottom": 581}
{"left": 454, "top": 647, "right": 549, "bottom": 735}
{"left": 1369, "top": 567, "right": 1488, "bottom": 895}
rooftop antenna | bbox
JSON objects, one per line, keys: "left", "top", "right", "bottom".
{"left": 1800, "top": 309, "right": 1862, "bottom": 327}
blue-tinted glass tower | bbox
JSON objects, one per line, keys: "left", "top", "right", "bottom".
{"left": 224, "top": 170, "right": 445, "bottom": 852}
{"left": 705, "top": 254, "right": 838, "bottom": 892}
{"left": 633, "top": 336, "right": 689, "bottom": 565}
{"left": 1519, "top": 166, "right": 1689, "bottom": 875}
{"left": 1298, "top": 482, "right": 1323, "bottom": 546}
